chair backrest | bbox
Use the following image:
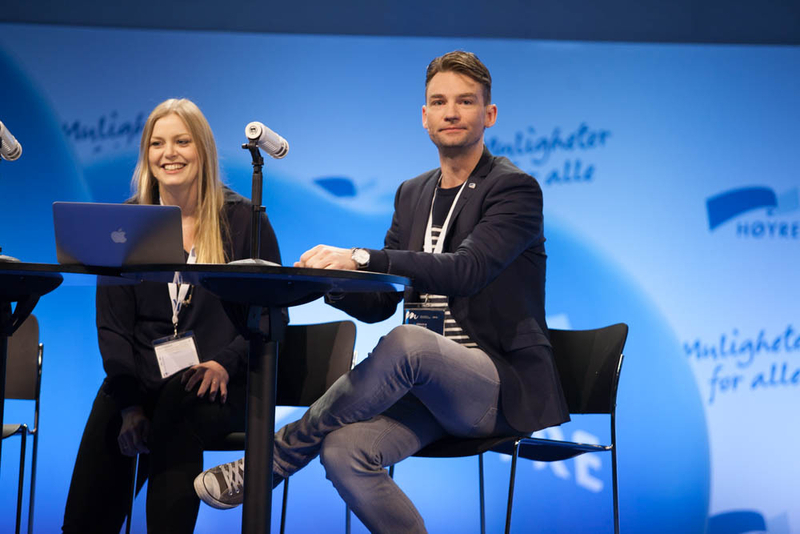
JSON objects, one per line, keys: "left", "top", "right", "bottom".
{"left": 549, "top": 323, "right": 628, "bottom": 415}
{"left": 275, "top": 320, "right": 356, "bottom": 407}
{"left": 5, "top": 314, "right": 41, "bottom": 401}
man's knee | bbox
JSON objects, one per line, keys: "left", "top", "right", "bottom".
{"left": 371, "top": 324, "right": 438, "bottom": 364}
{"left": 385, "top": 324, "right": 436, "bottom": 345}
{"left": 319, "top": 427, "right": 377, "bottom": 484}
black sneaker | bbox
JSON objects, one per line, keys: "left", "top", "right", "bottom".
{"left": 194, "top": 458, "right": 245, "bottom": 509}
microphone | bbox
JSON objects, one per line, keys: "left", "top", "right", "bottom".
{"left": 0, "top": 120, "right": 22, "bottom": 161}
{"left": 245, "top": 121, "right": 289, "bottom": 159}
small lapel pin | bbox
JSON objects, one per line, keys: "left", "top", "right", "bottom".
{"left": 468, "top": 182, "right": 476, "bottom": 189}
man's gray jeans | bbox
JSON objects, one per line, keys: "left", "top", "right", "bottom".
{"left": 273, "top": 324, "right": 517, "bottom": 533}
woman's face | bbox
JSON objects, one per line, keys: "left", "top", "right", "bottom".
{"left": 147, "top": 113, "right": 200, "bottom": 191}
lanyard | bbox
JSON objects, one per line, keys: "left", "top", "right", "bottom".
{"left": 424, "top": 179, "right": 468, "bottom": 254}
{"left": 168, "top": 246, "right": 196, "bottom": 336}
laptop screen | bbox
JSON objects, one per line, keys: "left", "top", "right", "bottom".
{"left": 53, "top": 202, "right": 185, "bottom": 267}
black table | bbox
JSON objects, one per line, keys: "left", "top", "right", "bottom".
{"left": 0, "top": 261, "right": 408, "bottom": 532}
{"left": 0, "top": 262, "right": 64, "bottom": 467}
{"left": 122, "top": 263, "right": 409, "bottom": 534}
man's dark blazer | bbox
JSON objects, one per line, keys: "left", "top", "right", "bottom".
{"left": 332, "top": 148, "right": 569, "bottom": 434}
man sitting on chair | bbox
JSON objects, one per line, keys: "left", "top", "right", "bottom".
{"left": 195, "top": 50, "right": 570, "bottom": 533}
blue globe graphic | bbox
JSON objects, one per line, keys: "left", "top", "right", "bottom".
{"left": 196, "top": 166, "right": 715, "bottom": 533}
{"left": 216, "top": 172, "right": 713, "bottom": 534}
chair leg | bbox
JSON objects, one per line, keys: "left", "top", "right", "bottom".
{"left": 345, "top": 504, "right": 351, "bottom": 534}
{"left": 126, "top": 455, "right": 138, "bottom": 534}
{"left": 15, "top": 427, "right": 27, "bottom": 534}
{"left": 27, "top": 428, "right": 38, "bottom": 534}
{"left": 479, "top": 453, "right": 485, "bottom": 534}
{"left": 504, "top": 440, "right": 520, "bottom": 534}
{"left": 280, "top": 476, "right": 290, "bottom": 534}
{"left": 612, "top": 447, "right": 619, "bottom": 534}
{"left": 388, "top": 464, "right": 394, "bottom": 479}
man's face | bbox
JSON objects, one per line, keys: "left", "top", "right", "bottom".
{"left": 422, "top": 71, "right": 497, "bottom": 152}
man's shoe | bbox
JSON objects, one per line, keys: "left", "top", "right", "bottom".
{"left": 194, "top": 458, "right": 245, "bottom": 509}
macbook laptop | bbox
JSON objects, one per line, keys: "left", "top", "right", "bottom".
{"left": 53, "top": 202, "right": 185, "bottom": 267}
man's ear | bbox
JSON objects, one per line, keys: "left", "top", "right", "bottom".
{"left": 484, "top": 104, "right": 498, "bottom": 128}
{"left": 422, "top": 105, "right": 428, "bottom": 130}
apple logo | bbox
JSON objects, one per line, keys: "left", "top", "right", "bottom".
{"left": 111, "top": 228, "right": 127, "bottom": 244}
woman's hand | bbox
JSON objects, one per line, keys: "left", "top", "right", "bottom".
{"left": 118, "top": 405, "right": 150, "bottom": 457}
{"left": 182, "top": 361, "right": 230, "bottom": 403}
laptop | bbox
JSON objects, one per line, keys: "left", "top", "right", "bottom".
{"left": 53, "top": 202, "right": 185, "bottom": 267}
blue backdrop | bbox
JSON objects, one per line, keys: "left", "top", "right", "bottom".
{"left": 0, "top": 24, "right": 797, "bottom": 533}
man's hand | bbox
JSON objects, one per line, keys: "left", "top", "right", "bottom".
{"left": 295, "top": 245, "right": 357, "bottom": 270}
{"left": 118, "top": 405, "right": 150, "bottom": 457}
{"left": 182, "top": 361, "right": 230, "bottom": 403}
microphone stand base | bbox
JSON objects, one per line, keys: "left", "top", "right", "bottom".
{"left": 0, "top": 247, "right": 20, "bottom": 262}
{"left": 227, "top": 258, "right": 280, "bottom": 267}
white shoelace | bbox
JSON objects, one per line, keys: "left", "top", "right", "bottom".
{"left": 220, "top": 459, "right": 245, "bottom": 495}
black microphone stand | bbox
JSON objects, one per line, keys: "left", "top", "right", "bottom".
{"left": 227, "top": 140, "right": 279, "bottom": 267}
{"left": 243, "top": 140, "right": 266, "bottom": 260}
{"left": 231, "top": 139, "right": 284, "bottom": 534}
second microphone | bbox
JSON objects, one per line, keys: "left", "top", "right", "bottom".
{"left": 245, "top": 122, "right": 289, "bottom": 159}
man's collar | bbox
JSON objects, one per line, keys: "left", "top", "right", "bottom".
{"left": 471, "top": 145, "right": 493, "bottom": 179}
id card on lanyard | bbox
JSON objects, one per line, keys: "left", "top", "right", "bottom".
{"left": 403, "top": 306, "right": 445, "bottom": 335}
{"left": 404, "top": 179, "right": 467, "bottom": 336}
{"left": 153, "top": 247, "right": 199, "bottom": 378}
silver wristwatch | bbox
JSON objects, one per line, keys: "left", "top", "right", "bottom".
{"left": 351, "top": 248, "right": 370, "bottom": 270}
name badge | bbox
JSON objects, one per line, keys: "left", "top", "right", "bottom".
{"left": 153, "top": 331, "right": 200, "bottom": 379}
{"left": 404, "top": 306, "right": 445, "bottom": 335}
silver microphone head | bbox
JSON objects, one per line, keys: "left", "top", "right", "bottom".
{"left": 0, "top": 121, "right": 22, "bottom": 162}
{"left": 245, "top": 121, "right": 289, "bottom": 159}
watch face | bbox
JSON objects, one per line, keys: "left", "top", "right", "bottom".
{"left": 353, "top": 248, "right": 370, "bottom": 267}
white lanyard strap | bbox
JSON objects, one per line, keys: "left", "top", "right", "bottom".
{"left": 424, "top": 180, "right": 468, "bottom": 254}
{"left": 168, "top": 246, "right": 196, "bottom": 336}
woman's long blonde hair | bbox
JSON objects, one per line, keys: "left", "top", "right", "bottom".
{"left": 132, "top": 98, "right": 228, "bottom": 264}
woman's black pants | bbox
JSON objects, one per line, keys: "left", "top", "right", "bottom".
{"left": 62, "top": 373, "right": 246, "bottom": 534}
